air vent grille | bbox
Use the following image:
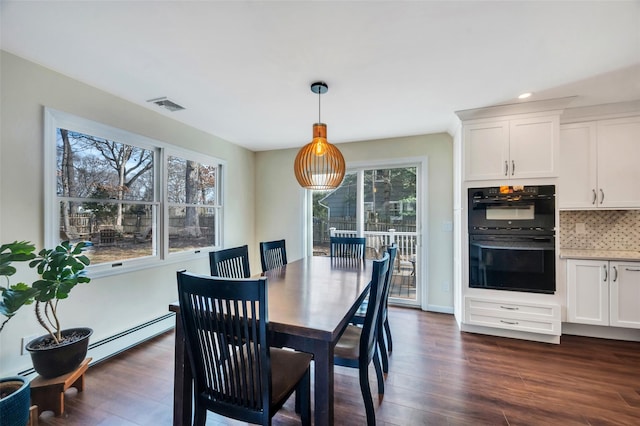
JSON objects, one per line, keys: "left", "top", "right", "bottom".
{"left": 146, "top": 97, "right": 185, "bottom": 112}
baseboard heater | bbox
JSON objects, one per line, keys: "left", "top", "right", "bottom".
{"left": 18, "top": 313, "right": 175, "bottom": 378}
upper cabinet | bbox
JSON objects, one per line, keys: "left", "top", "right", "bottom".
{"left": 463, "top": 114, "right": 559, "bottom": 181}
{"left": 559, "top": 116, "right": 640, "bottom": 209}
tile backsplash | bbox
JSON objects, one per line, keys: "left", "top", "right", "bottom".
{"left": 559, "top": 210, "right": 640, "bottom": 251}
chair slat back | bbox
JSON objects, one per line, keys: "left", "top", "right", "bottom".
{"left": 380, "top": 245, "right": 397, "bottom": 327}
{"left": 176, "top": 271, "right": 270, "bottom": 424}
{"left": 330, "top": 236, "right": 366, "bottom": 260}
{"left": 360, "top": 253, "right": 390, "bottom": 362}
{"left": 209, "top": 245, "right": 251, "bottom": 278}
{"left": 259, "top": 239, "right": 287, "bottom": 272}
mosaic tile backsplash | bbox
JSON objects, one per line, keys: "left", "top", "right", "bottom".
{"left": 559, "top": 210, "right": 640, "bottom": 251}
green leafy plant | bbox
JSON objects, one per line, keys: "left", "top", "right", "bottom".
{"left": 0, "top": 241, "right": 90, "bottom": 344}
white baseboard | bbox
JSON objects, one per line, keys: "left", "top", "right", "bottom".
{"left": 19, "top": 314, "right": 175, "bottom": 379}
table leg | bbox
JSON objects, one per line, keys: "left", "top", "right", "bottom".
{"left": 173, "top": 314, "right": 192, "bottom": 426}
{"left": 312, "top": 340, "right": 334, "bottom": 426}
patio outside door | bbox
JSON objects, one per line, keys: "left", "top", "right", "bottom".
{"left": 312, "top": 164, "right": 421, "bottom": 306}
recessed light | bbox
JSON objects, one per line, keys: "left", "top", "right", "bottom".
{"left": 518, "top": 92, "right": 532, "bottom": 99}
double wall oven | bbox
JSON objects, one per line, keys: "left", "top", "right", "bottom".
{"left": 468, "top": 185, "right": 556, "bottom": 294}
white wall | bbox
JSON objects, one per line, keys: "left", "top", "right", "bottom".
{"left": 0, "top": 51, "right": 256, "bottom": 375}
{"left": 255, "top": 133, "right": 454, "bottom": 311}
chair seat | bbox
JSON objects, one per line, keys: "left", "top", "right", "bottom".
{"left": 334, "top": 325, "right": 362, "bottom": 360}
{"left": 270, "top": 348, "right": 313, "bottom": 405}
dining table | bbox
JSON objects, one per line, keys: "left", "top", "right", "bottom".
{"left": 168, "top": 255, "right": 373, "bottom": 426}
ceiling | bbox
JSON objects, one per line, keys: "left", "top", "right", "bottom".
{"left": 1, "top": 1, "right": 639, "bottom": 152}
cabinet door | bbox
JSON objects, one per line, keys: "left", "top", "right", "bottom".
{"left": 463, "top": 121, "right": 509, "bottom": 181}
{"left": 559, "top": 123, "right": 598, "bottom": 209}
{"left": 597, "top": 116, "right": 640, "bottom": 208}
{"left": 566, "top": 259, "right": 609, "bottom": 326}
{"left": 610, "top": 262, "right": 640, "bottom": 329}
{"left": 509, "top": 115, "right": 559, "bottom": 179}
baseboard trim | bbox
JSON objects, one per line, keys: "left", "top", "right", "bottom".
{"left": 18, "top": 314, "right": 175, "bottom": 378}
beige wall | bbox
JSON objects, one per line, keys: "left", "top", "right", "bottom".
{"left": 255, "top": 133, "right": 454, "bottom": 311}
{"left": 0, "top": 51, "right": 256, "bottom": 375}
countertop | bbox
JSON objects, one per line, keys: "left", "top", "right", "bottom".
{"left": 559, "top": 249, "right": 640, "bottom": 261}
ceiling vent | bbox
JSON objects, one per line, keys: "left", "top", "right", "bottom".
{"left": 147, "top": 97, "right": 185, "bottom": 112}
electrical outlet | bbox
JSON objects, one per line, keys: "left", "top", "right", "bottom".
{"left": 21, "top": 335, "right": 37, "bottom": 356}
{"left": 442, "top": 280, "right": 450, "bottom": 293}
{"left": 575, "top": 222, "right": 587, "bottom": 234}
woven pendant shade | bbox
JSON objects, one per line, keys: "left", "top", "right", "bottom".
{"left": 294, "top": 123, "right": 345, "bottom": 190}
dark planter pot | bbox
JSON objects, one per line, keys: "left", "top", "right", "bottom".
{"left": 26, "top": 327, "right": 93, "bottom": 379}
{"left": 0, "top": 376, "right": 30, "bottom": 426}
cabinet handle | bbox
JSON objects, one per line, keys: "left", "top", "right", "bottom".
{"left": 603, "top": 265, "right": 608, "bottom": 282}
{"left": 625, "top": 268, "right": 640, "bottom": 272}
{"left": 511, "top": 160, "right": 515, "bottom": 176}
{"left": 500, "top": 305, "right": 519, "bottom": 310}
{"left": 592, "top": 189, "right": 597, "bottom": 205}
{"left": 504, "top": 161, "right": 508, "bottom": 176}
{"left": 500, "top": 320, "right": 519, "bottom": 325}
{"left": 599, "top": 189, "right": 605, "bottom": 204}
{"left": 612, "top": 266, "right": 618, "bottom": 282}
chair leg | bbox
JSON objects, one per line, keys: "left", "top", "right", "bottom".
{"left": 378, "top": 327, "right": 389, "bottom": 374}
{"left": 298, "top": 369, "right": 311, "bottom": 426}
{"left": 194, "top": 403, "right": 207, "bottom": 426}
{"left": 373, "top": 349, "right": 384, "bottom": 398}
{"left": 359, "top": 362, "right": 376, "bottom": 426}
{"left": 384, "top": 317, "right": 393, "bottom": 353}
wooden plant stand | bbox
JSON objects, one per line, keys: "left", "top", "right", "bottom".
{"left": 30, "top": 358, "right": 91, "bottom": 416}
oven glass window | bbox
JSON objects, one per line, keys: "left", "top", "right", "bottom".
{"left": 485, "top": 205, "right": 535, "bottom": 220}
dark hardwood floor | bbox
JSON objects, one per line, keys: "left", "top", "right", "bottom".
{"left": 37, "top": 308, "right": 640, "bottom": 425}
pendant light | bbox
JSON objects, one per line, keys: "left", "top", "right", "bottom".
{"left": 294, "top": 81, "right": 346, "bottom": 190}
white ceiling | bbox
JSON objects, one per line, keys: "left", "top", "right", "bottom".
{"left": 2, "top": 1, "right": 639, "bottom": 151}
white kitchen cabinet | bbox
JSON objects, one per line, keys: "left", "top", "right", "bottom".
{"left": 559, "top": 116, "right": 640, "bottom": 209}
{"left": 464, "top": 115, "right": 559, "bottom": 181}
{"left": 566, "top": 259, "right": 640, "bottom": 328}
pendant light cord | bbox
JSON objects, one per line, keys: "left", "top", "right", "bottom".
{"left": 318, "top": 88, "right": 321, "bottom": 123}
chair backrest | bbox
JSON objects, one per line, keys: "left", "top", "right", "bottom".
{"left": 176, "top": 271, "right": 271, "bottom": 424}
{"left": 259, "top": 239, "right": 287, "bottom": 272}
{"left": 360, "top": 253, "right": 390, "bottom": 363}
{"left": 330, "top": 236, "right": 366, "bottom": 260}
{"left": 209, "top": 245, "right": 251, "bottom": 278}
{"left": 380, "top": 245, "right": 397, "bottom": 324}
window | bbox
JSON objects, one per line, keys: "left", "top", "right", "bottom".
{"left": 44, "top": 109, "right": 224, "bottom": 276}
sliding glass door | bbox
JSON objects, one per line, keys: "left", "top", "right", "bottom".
{"left": 312, "top": 163, "right": 422, "bottom": 306}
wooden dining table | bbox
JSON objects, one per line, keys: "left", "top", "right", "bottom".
{"left": 168, "top": 255, "right": 373, "bottom": 426}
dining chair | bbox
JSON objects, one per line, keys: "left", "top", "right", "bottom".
{"left": 351, "top": 244, "right": 397, "bottom": 374}
{"left": 259, "top": 239, "right": 287, "bottom": 272}
{"left": 329, "top": 236, "right": 366, "bottom": 260}
{"left": 176, "top": 271, "right": 312, "bottom": 426}
{"left": 334, "top": 252, "right": 390, "bottom": 426}
{"left": 209, "top": 245, "right": 251, "bottom": 278}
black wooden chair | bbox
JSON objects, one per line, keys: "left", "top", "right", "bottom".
{"left": 351, "top": 245, "right": 397, "bottom": 374}
{"left": 329, "top": 236, "right": 366, "bottom": 260}
{"left": 259, "top": 239, "right": 287, "bottom": 272}
{"left": 176, "top": 271, "right": 312, "bottom": 426}
{"left": 333, "top": 252, "right": 390, "bottom": 426}
{"left": 209, "top": 245, "right": 251, "bottom": 278}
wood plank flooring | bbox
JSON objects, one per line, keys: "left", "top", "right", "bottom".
{"left": 37, "top": 308, "right": 640, "bottom": 425}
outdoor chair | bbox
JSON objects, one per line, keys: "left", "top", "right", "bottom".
{"left": 176, "top": 271, "right": 312, "bottom": 426}
{"left": 259, "top": 239, "right": 287, "bottom": 272}
{"left": 351, "top": 244, "right": 397, "bottom": 373}
{"left": 209, "top": 245, "right": 251, "bottom": 278}
{"left": 333, "top": 252, "right": 390, "bottom": 426}
{"left": 329, "top": 236, "right": 366, "bottom": 260}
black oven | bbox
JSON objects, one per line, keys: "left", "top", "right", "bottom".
{"left": 468, "top": 185, "right": 556, "bottom": 294}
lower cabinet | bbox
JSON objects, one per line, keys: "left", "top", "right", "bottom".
{"left": 464, "top": 297, "right": 561, "bottom": 335}
{"left": 566, "top": 259, "right": 640, "bottom": 329}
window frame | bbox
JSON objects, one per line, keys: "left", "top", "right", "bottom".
{"left": 44, "top": 108, "right": 225, "bottom": 277}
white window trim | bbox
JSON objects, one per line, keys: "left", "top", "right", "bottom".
{"left": 44, "top": 108, "right": 226, "bottom": 278}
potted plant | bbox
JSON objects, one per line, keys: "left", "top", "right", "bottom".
{"left": 0, "top": 240, "right": 92, "bottom": 380}
{"left": 0, "top": 241, "right": 37, "bottom": 426}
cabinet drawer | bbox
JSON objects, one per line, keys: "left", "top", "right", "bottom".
{"left": 465, "top": 297, "right": 561, "bottom": 335}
